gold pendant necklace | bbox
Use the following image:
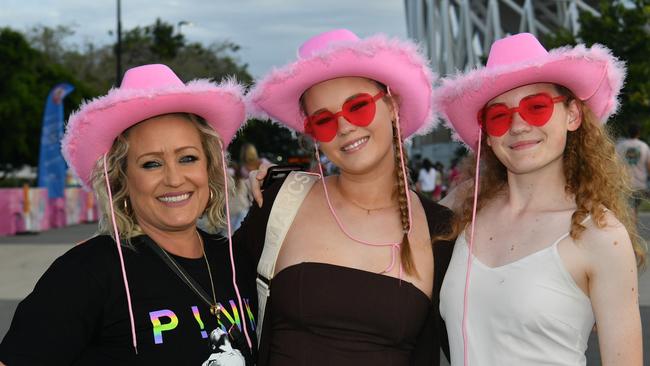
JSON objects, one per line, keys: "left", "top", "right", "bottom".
{"left": 157, "top": 232, "right": 221, "bottom": 320}
{"left": 199, "top": 231, "right": 221, "bottom": 320}
{"left": 336, "top": 176, "right": 398, "bottom": 215}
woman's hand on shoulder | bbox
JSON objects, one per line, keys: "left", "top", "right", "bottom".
{"left": 581, "top": 210, "right": 642, "bottom": 365}
{"left": 249, "top": 161, "right": 276, "bottom": 207}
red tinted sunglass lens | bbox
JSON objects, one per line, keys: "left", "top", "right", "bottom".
{"left": 519, "top": 94, "right": 554, "bottom": 126}
{"left": 484, "top": 104, "right": 511, "bottom": 137}
{"left": 307, "top": 111, "right": 338, "bottom": 142}
{"left": 342, "top": 94, "right": 376, "bottom": 126}
{"left": 304, "top": 91, "right": 383, "bottom": 142}
{"left": 311, "top": 111, "right": 336, "bottom": 126}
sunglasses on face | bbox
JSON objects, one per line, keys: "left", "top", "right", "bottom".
{"left": 477, "top": 92, "right": 567, "bottom": 137}
{"left": 303, "top": 90, "right": 386, "bottom": 142}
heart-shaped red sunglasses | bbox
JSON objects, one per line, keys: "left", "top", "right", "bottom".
{"left": 304, "top": 90, "right": 386, "bottom": 142}
{"left": 477, "top": 92, "right": 567, "bottom": 137}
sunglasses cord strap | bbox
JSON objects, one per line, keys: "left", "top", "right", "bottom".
{"left": 103, "top": 153, "right": 138, "bottom": 355}
{"left": 218, "top": 140, "right": 254, "bottom": 351}
{"left": 314, "top": 147, "right": 401, "bottom": 276}
{"left": 462, "top": 129, "right": 482, "bottom": 366}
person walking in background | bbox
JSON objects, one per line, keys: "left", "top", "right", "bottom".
{"left": 416, "top": 158, "right": 437, "bottom": 200}
{"left": 228, "top": 161, "right": 253, "bottom": 231}
{"left": 217, "top": 143, "right": 270, "bottom": 232}
{"left": 447, "top": 158, "right": 462, "bottom": 190}
{"left": 616, "top": 123, "right": 650, "bottom": 222}
{"left": 410, "top": 153, "right": 423, "bottom": 183}
{"left": 239, "top": 143, "right": 270, "bottom": 179}
{"left": 432, "top": 161, "right": 445, "bottom": 201}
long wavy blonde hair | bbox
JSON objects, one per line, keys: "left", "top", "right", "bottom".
{"left": 90, "top": 113, "right": 231, "bottom": 247}
{"left": 451, "top": 85, "right": 646, "bottom": 268}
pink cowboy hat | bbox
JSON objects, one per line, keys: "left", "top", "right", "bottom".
{"left": 434, "top": 32, "right": 626, "bottom": 150}
{"left": 247, "top": 29, "right": 437, "bottom": 138}
{"left": 62, "top": 64, "right": 246, "bottom": 188}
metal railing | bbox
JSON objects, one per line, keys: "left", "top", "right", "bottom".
{"left": 404, "top": 0, "right": 600, "bottom": 75}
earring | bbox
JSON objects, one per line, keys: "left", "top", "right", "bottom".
{"left": 205, "top": 188, "right": 215, "bottom": 208}
{"left": 123, "top": 199, "right": 129, "bottom": 212}
{"left": 203, "top": 189, "right": 215, "bottom": 216}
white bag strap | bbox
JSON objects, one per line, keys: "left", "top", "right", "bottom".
{"left": 256, "top": 171, "right": 319, "bottom": 343}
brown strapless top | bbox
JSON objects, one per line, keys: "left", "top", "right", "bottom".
{"left": 266, "top": 262, "right": 430, "bottom": 366}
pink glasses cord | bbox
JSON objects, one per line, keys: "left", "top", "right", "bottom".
{"left": 462, "top": 129, "right": 482, "bottom": 366}
{"left": 218, "top": 141, "right": 253, "bottom": 350}
{"left": 103, "top": 154, "right": 138, "bottom": 354}
{"left": 313, "top": 114, "right": 412, "bottom": 279}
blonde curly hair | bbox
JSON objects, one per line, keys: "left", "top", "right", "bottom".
{"left": 90, "top": 113, "right": 232, "bottom": 247}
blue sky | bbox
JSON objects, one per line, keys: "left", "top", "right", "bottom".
{"left": 1, "top": 0, "right": 408, "bottom": 77}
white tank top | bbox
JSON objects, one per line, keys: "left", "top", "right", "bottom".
{"left": 440, "top": 226, "right": 595, "bottom": 366}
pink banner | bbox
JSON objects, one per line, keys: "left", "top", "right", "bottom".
{"left": 0, "top": 187, "right": 98, "bottom": 236}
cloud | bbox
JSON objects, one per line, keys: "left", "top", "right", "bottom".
{"left": 1, "top": 0, "right": 407, "bottom": 77}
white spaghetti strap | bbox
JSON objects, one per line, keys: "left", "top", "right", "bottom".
{"left": 551, "top": 232, "right": 572, "bottom": 247}
{"left": 256, "top": 171, "right": 319, "bottom": 344}
{"left": 103, "top": 154, "right": 138, "bottom": 354}
{"left": 552, "top": 214, "right": 593, "bottom": 247}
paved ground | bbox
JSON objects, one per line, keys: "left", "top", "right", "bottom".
{"left": 1, "top": 217, "right": 649, "bottom": 364}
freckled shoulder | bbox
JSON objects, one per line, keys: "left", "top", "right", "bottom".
{"left": 577, "top": 210, "right": 636, "bottom": 273}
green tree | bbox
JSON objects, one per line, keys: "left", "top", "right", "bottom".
{"left": 28, "top": 20, "right": 253, "bottom": 91}
{"left": 116, "top": 18, "right": 252, "bottom": 86}
{"left": 228, "top": 119, "right": 309, "bottom": 166}
{"left": 26, "top": 24, "right": 75, "bottom": 64}
{"left": 2, "top": 20, "right": 297, "bottom": 181}
{"left": 0, "top": 28, "right": 92, "bottom": 178}
{"left": 542, "top": 0, "right": 650, "bottom": 137}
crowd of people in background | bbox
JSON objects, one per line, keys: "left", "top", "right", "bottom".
{"left": 412, "top": 155, "right": 462, "bottom": 202}
{"left": 228, "top": 134, "right": 650, "bottom": 215}
{"left": 225, "top": 143, "right": 271, "bottom": 231}
{"left": 227, "top": 146, "right": 465, "bottom": 207}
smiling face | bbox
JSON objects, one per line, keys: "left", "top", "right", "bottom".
{"left": 302, "top": 77, "right": 396, "bottom": 175}
{"left": 485, "top": 83, "right": 581, "bottom": 175}
{"left": 125, "top": 114, "right": 209, "bottom": 234}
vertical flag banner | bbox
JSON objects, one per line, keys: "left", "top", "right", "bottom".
{"left": 37, "top": 83, "right": 74, "bottom": 198}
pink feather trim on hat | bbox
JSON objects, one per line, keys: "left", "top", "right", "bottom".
{"left": 247, "top": 30, "right": 438, "bottom": 140}
{"left": 433, "top": 33, "right": 626, "bottom": 150}
{"left": 62, "top": 64, "right": 247, "bottom": 188}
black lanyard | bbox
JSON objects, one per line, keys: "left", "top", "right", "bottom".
{"left": 141, "top": 236, "right": 254, "bottom": 361}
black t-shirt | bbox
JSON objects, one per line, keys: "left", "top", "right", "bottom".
{"left": 0, "top": 230, "right": 257, "bottom": 366}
